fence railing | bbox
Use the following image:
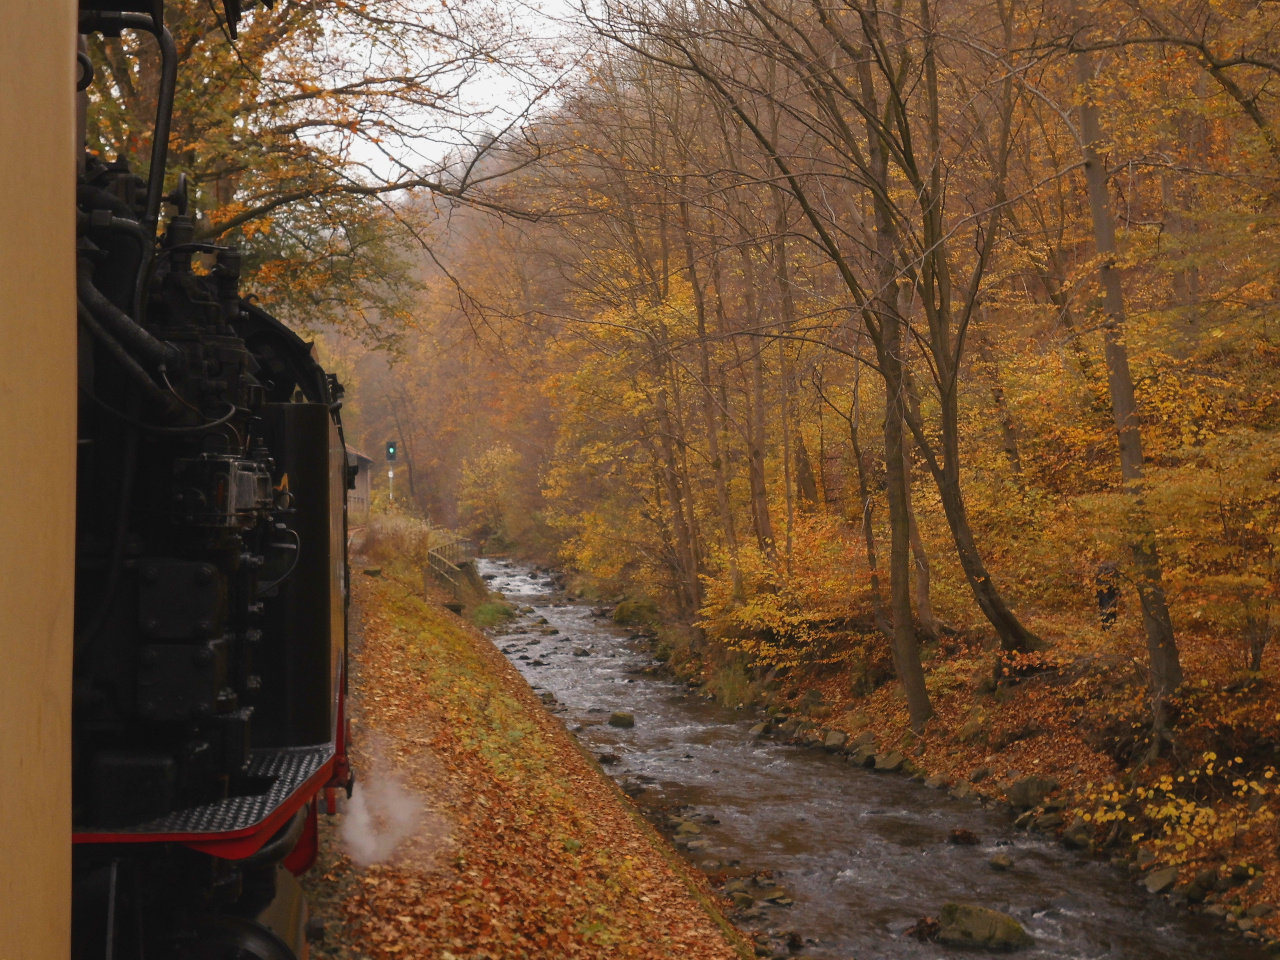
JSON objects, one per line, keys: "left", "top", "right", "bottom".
{"left": 422, "top": 524, "right": 473, "bottom": 592}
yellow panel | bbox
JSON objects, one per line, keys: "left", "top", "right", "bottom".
{"left": 0, "top": 1, "right": 78, "bottom": 956}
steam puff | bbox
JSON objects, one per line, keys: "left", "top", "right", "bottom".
{"left": 341, "top": 770, "right": 423, "bottom": 866}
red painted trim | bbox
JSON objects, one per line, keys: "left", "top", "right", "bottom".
{"left": 72, "top": 755, "right": 334, "bottom": 859}
{"left": 283, "top": 799, "right": 318, "bottom": 875}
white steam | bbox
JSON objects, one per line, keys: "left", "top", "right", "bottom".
{"left": 340, "top": 759, "right": 423, "bottom": 867}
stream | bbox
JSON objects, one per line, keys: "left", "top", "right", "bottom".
{"left": 476, "top": 557, "right": 1265, "bottom": 960}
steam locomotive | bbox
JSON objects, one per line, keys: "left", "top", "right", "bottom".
{"left": 73, "top": 2, "right": 353, "bottom": 957}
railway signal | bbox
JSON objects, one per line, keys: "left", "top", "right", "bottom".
{"left": 386, "top": 441, "right": 399, "bottom": 501}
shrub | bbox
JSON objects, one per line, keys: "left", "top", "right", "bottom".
{"left": 472, "top": 601, "right": 516, "bottom": 629}
{"left": 613, "top": 597, "right": 659, "bottom": 625}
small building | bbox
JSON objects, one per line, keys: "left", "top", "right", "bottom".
{"left": 346, "top": 448, "right": 373, "bottom": 523}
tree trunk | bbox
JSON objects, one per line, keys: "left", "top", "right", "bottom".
{"left": 975, "top": 323, "right": 1023, "bottom": 477}
{"left": 882, "top": 347, "right": 934, "bottom": 731}
{"left": 652, "top": 379, "right": 701, "bottom": 616}
{"left": 795, "top": 436, "right": 820, "bottom": 511}
{"left": 902, "top": 432, "right": 939, "bottom": 641}
{"left": 1075, "top": 38, "right": 1183, "bottom": 723}
{"left": 682, "top": 213, "right": 743, "bottom": 599}
{"left": 843, "top": 373, "right": 892, "bottom": 639}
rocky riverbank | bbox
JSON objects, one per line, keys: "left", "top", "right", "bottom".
{"left": 482, "top": 558, "right": 1271, "bottom": 959}
{"left": 627, "top": 622, "right": 1280, "bottom": 955}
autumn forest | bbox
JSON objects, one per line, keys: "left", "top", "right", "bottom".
{"left": 90, "top": 0, "right": 1280, "bottom": 950}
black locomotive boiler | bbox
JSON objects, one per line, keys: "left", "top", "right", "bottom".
{"left": 72, "top": 2, "right": 353, "bottom": 957}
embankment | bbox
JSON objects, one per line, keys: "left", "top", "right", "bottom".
{"left": 303, "top": 568, "right": 750, "bottom": 960}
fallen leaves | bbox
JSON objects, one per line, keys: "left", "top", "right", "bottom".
{"left": 304, "top": 571, "right": 747, "bottom": 959}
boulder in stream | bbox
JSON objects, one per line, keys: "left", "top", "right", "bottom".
{"left": 824, "top": 730, "right": 848, "bottom": 750}
{"left": 609, "top": 711, "right": 635, "bottom": 728}
{"left": 850, "top": 744, "right": 877, "bottom": 767}
{"left": 1144, "top": 866, "right": 1179, "bottom": 895}
{"left": 873, "top": 751, "right": 905, "bottom": 772}
{"left": 937, "top": 903, "right": 1033, "bottom": 951}
{"left": 1061, "top": 817, "right": 1092, "bottom": 849}
{"left": 850, "top": 729, "right": 877, "bottom": 747}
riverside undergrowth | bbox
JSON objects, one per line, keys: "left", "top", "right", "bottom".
{"left": 658, "top": 595, "right": 1280, "bottom": 944}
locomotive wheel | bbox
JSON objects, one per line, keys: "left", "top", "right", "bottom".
{"left": 178, "top": 916, "right": 297, "bottom": 960}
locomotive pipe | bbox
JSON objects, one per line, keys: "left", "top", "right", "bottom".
{"left": 77, "top": 199, "right": 154, "bottom": 319}
{"left": 76, "top": 184, "right": 134, "bottom": 219}
{"left": 90, "top": 12, "right": 177, "bottom": 236}
{"left": 77, "top": 260, "right": 181, "bottom": 373}
{"left": 76, "top": 300, "right": 174, "bottom": 412}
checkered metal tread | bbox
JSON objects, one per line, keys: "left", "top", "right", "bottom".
{"left": 94, "top": 744, "right": 332, "bottom": 835}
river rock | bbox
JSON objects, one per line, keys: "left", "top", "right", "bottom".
{"left": 949, "top": 828, "right": 981, "bottom": 845}
{"left": 730, "top": 891, "right": 755, "bottom": 910}
{"left": 937, "top": 903, "right": 1034, "bottom": 951}
{"left": 989, "top": 854, "right": 1014, "bottom": 871}
{"left": 750, "top": 721, "right": 769, "bottom": 737}
{"left": 874, "top": 751, "right": 905, "bottom": 772}
{"left": 1061, "top": 818, "right": 1092, "bottom": 849}
{"left": 1247, "top": 903, "right": 1276, "bottom": 918}
{"left": 675, "top": 820, "right": 701, "bottom": 835}
{"left": 1144, "top": 866, "right": 1179, "bottom": 895}
{"left": 758, "top": 888, "right": 792, "bottom": 904}
{"left": 950, "top": 781, "right": 975, "bottom": 800}
{"left": 609, "top": 711, "right": 635, "bottom": 728}
{"left": 1005, "top": 775, "right": 1058, "bottom": 809}
{"left": 850, "top": 730, "right": 876, "bottom": 748}
{"left": 923, "top": 774, "right": 947, "bottom": 789}
{"left": 572, "top": 647, "right": 591, "bottom": 657}
{"left": 1032, "top": 812, "right": 1063, "bottom": 831}
{"left": 850, "top": 744, "right": 877, "bottom": 767}
{"left": 724, "top": 878, "right": 749, "bottom": 895}
{"left": 823, "top": 730, "right": 848, "bottom": 750}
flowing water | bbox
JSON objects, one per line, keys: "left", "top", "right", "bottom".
{"left": 476, "top": 558, "right": 1264, "bottom": 960}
